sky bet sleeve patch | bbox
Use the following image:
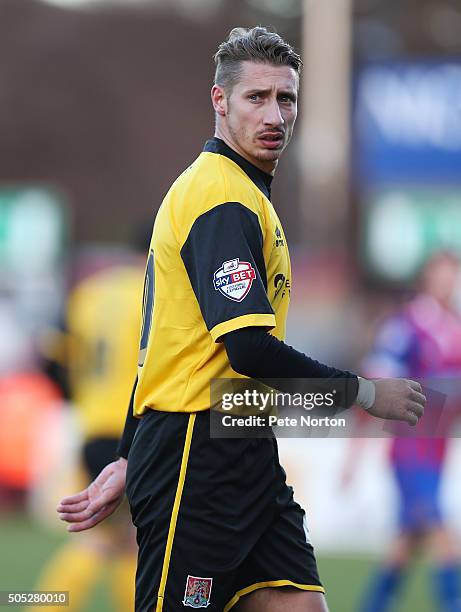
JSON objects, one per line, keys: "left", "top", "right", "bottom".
{"left": 213, "top": 258, "right": 256, "bottom": 302}
{"left": 180, "top": 202, "right": 275, "bottom": 340}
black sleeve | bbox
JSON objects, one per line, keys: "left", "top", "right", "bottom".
{"left": 116, "top": 377, "right": 139, "bottom": 459}
{"left": 223, "top": 327, "right": 359, "bottom": 408}
{"left": 180, "top": 203, "right": 276, "bottom": 341}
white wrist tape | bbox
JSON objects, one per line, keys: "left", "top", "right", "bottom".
{"left": 356, "top": 377, "right": 376, "bottom": 410}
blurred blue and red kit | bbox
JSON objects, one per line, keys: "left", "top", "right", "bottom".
{"left": 364, "top": 293, "right": 461, "bottom": 531}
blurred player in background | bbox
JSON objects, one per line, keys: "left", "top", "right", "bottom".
{"left": 31, "top": 230, "right": 149, "bottom": 612}
{"left": 344, "top": 251, "right": 461, "bottom": 612}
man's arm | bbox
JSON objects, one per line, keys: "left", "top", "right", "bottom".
{"left": 179, "top": 197, "right": 424, "bottom": 425}
{"left": 117, "top": 377, "right": 139, "bottom": 459}
{"left": 58, "top": 378, "right": 139, "bottom": 531}
{"left": 223, "top": 327, "right": 425, "bottom": 425}
{"left": 223, "top": 326, "right": 359, "bottom": 406}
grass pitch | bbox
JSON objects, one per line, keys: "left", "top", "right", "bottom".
{"left": 0, "top": 512, "right": 439, "bottom": 611}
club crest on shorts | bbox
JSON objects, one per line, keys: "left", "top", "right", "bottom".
{"left": 213, "top": 258, "right": 256, "bottom": 302}
{"left": 183, "top": 575, "right": 212, "bottom": 608}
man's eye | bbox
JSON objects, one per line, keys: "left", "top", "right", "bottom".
{"left": 279, "top": 96, "right": 293, "bottom": 103}
{"left": 248, "top": 94, "right": 260, "bottom": 101}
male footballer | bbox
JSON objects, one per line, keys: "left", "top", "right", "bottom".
{"left": 58, "top": 27, "right": 426, "bottom": 612}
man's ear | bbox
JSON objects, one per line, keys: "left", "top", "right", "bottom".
{"left": 211, "top": 85, "right": 227, "bottom": 116}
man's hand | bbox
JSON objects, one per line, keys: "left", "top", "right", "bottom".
{"left": 367, "top": 379, "right": 426, "bottom": 426}
{"left": 57, "top": 457, "right": 127, "bottom": 532}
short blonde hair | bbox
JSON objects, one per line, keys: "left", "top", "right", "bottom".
{"left": 214, "top": 26, "right": 302, "bottom": 94}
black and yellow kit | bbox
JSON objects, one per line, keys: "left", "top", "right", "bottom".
{"left": 134, "top": 138, "right": 290, "bottom": 415}
{"left": 126, "top": 138, "right": 324, "bottom": 611}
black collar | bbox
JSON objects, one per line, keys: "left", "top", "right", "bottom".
{"left": 203, "top": 137, "right": 273, "bottom": 200}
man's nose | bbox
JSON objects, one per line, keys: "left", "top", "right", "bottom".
{"left": 263, "top": 100, "right": 284, "bottom": 127}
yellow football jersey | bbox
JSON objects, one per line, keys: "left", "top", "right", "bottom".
{"left": 134, "top": 138, "right": 292, "bottom": 415}
{"left": 67, "top": 265, "right": 144, "bottom": 438}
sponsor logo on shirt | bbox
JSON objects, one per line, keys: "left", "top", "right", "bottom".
{"left": 183, "top": 575, "right": 212, "bottom": 608}
{"left": 274, "top": 273, "right": 291, "bottom": 298}
{"left": 275, "top": 225, "right": 285, "bottom": 247}
{"left": 213, "top": 258, "right": 256, "bottom": 302}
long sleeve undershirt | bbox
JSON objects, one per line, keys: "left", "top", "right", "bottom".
{"left": 117, "top": 328, "right": 359, "bottom": 458}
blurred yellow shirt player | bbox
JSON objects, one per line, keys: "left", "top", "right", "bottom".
{"left": 32, "top": 262, "right": 144, "bottom": 612}
{"left": 68, "top": 265, "right": 142, "bottom": 441}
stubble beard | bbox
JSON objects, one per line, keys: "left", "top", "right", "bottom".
{"left": 253, "top": 143, "right": 284, "bottom": 162}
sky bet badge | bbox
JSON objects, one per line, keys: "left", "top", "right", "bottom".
{"left": 183, "top": 575, "right": 213, "bottom": 608}
{"left": 213, "top": 258, "right": 256, "bottom": 302}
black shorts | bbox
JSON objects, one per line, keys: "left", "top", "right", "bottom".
{"left": 126, "top": 410, "right": 323, "bottom": 611}
{"left": 82, "top": 437, "right": 119, "bottom": 482}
